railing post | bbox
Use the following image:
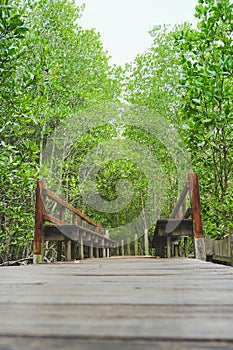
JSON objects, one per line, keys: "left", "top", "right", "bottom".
{"left": 78, "top": 235, "right": 84, "bottom": 260}
{"left": 89, "top": 242, "right": 94, "bottom": 259}
{"left": 60, "top": 205, "right": 72, "bottom": 261}
{"left": 106, "top": 230, "right": 110, "bottom": 258}
{"left": 33, "top": 179, "right": 46, "bottom": 263}
{"left": 65, "top": 241, "right": 72, "bottom": 261}
{"left": 144, "top": 228, "right": 149, "bottom": 256}
{"left": 121, "top": 239, "right": 125, "bottom": 256}
{"left": 102, "top": 247, "right": 106, "bottom": 258}
{"left": 167, "top": 236, "right": 171, "bottom": 258}
{"left": 95, "top": 247, "right": 99, "bottom": 258}
{"left": 127, "top": 237, "right": 131, "bottom": 256}
{"left": 57, "top": 242, "right": 62, "bottom": 261}
{"left": 184, "top": 237, "right": 189, "bottom": 258}
{"left": 134, "top": 234, "right": 139, "bottom": 256}
{"left": 188, "top": 173, "right": 206, "bottom": 261}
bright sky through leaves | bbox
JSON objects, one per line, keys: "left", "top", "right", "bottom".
{"left": 77, "top": 0, "right": 198, "bottom": 65}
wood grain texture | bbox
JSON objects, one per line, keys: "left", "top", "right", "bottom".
{"left": 188, "top": 173, "right": 204, "bottom": 239}
{"left": 0, "top": 258, "right": 233, "bottom": 349}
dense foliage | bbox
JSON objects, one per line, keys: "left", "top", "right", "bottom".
{"left": 124, "top": 0, "right": 233, "bottom": 239}
{"left": 176, "top": 0, "right": 233, "bottom": 237}
{"left": 0, "top": 0, "right": 121, "bottom": 262}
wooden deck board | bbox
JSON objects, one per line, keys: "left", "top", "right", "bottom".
{"left": 0, "top": 258, "right": 233, "bottom": 349}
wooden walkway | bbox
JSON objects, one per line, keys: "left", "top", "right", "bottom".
{"left": 1, "top": 257, "right": 233, "bottom": 350}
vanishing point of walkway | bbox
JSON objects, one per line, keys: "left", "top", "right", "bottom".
{"left": 1, "top": 257, "right": 233, "bottom": 350}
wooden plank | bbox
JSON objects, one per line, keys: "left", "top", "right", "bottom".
{"left": 0, "top": 258, "right": 233, "bottom": 350}
{"left": 0, "top": 337, "right": 233, "bottom": 350}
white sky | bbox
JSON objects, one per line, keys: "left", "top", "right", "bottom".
{"left": 76, "top": 0, "right": 198, "bottom": 66}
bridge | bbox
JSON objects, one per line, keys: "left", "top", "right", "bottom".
{"left": 1, "top": 173, "right": 233, "bottom": 349}
{"left": 33, "top": 173, "right": 233, "bottom": 265}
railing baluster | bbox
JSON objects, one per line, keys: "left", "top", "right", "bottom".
{"left": 72, "top": 213, "right": 76, "bottom": 225}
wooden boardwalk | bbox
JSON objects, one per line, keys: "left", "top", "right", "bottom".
{"left": 1, "top": 257, "right": 233, "bottom": 350}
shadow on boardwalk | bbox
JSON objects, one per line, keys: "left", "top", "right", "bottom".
{"left": 1, "top": 258, "right": 233, "bottom": 350}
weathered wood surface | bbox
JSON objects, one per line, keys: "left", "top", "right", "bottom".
{"left": 1, "top": 258, "right": 233, "bottom": 350}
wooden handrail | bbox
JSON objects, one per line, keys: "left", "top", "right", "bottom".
{"left": 45, "top": 188, "right": 101, "bottom": 228}
{"left": 33, "top": 180, "right": 104, "bottom": 256}
{"left": 170, "top": 182, "right": 189, "bottom": 219}
{"left": 44, "top": 213, "right": 64, "bottom": 226}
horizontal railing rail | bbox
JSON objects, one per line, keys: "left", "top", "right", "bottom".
{"left": 45, "top": 188, "right": 101, "bottom": 228}
{"left": 33, "top": 180, "right": 116, "bottom": 263}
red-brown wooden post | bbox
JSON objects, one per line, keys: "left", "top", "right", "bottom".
{"left": 33, "top": 179, "right": 46, "bottom": 262}
{"left": 188, "top": 173, "right": 206, "bottom": 261}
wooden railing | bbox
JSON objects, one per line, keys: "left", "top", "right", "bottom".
{"left": 152, "top": 173, "right": 206, "bottom": 261}
{"left": 205, "top": 233, "right": 233, "bottom": 266}
{"left": 33, "top": 180, "right": 116, "bottom": 263}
